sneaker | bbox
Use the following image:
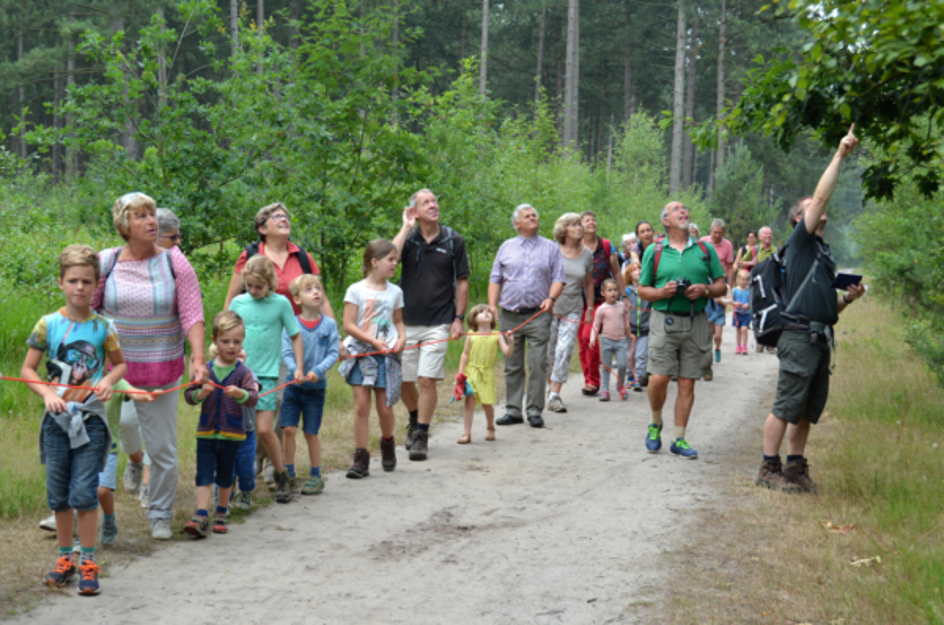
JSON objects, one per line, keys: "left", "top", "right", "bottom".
{"left": 274, "top": 470, "right": 292, "bottom": 503}
{"left": 39, "top": 513, "right": 57, "bottom": 532}
{"left": 756, "top": 344, "right": 765, "bottom": 353}
{"left": 631, "top": 379, "right": 643, "bottom": 393}
{"left": 714, "top": 349, "right": 722, "bottom": 363}
{"left": 547, "top": 395, "right": 567, "bottom": 413}
{"left": 150, "top": 518, "right": 173, "bottom": 540}
{"left": 122, "top": 462, "right": 143, "bottom": 494}
{"left": 346, "top": 447, "right": 370, "bottom": 479}
{"left": 254, "top": 457, "right": 263, "bottom": 477}
{"left": 264, "top": 463, "right": 276, "bottom": 492}
{"left": 640, "top": 374, "right": 650, "bottom": 388}
{"left": 138, "top": 483, "right": 149, "bottom": 509}
{"left": 289, "top": 475, "right": 301, "bottom": 495}
{"left": 645, "top": 423, "right": 663, "bottom": 452}
{"left": 183, "top": 515, "right": 209, "bottom": 538}
{"left": 233, "top": 491, "right": 253, "bottom": 511}
{"left": 669, "top": 437, "right": 698, "bottom": 459}
{"left": 704, "top": 371, "right": 714, "bottom": 382}
{"left": 766, "top": 346, "right": 777, "bottom": 354}
{"left": 301, "top": 475, "right": 325, "bottom": 495}
{"left": 77, "top": 559, "right": 101, "bottom": 595}
{"left": 44, "top": 555, "right": 76, "bottom": 587}
{"left": 782, "top": 457, "right": 818, "bottom": 494}
{"left": 100, "top": 516, "right": 118, "bottom": 547}
{"left": 599, "top": 390, "right": 611, "bottom": 402}
{"left": 404, "top": 416, "right": 419, "bottom": 451}
{"left": 380, "top": 436, "right": 397, "bottom": 472}
{"left": 755, "top": 456, "right": 801, "bottom": 493}
{"left": 620, "top": 388, "right": 630, "bottom": 400}
{"left": 409, "top": 430, "right": 429, "bottom": 461}
{"left": 212, "top": 513, "right": 228, "bottom": 534}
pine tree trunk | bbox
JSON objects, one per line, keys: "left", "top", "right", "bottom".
{"left": 563, "top": 0, "right": 579, "bottom": 151}
{"left": 555, "top": 14, "right": 563, "bottom": 134}
{"left": 18, "top": 18, "right": 26, "bottom": 158}
{"left": 623, "top": 0, "right": 634, "bottom": 121}
{"left": 669, "top": 3, "right": 686, "bottom": 194}
{"left": 716, "top": 0, "right": 726, "bottom": 175}
{"left": 534, "top": 6, "right": 546, "bottom": 109}
{"left": 52, "top": 67, "right": 62, "bottom": 182}
{"left": 459, "top": 6, "right": 467, "bottom": 62}
{"left": 682, "top": 15, "right": 698, "bottom": 191}
{"left": 157, "top": 8, "right": 168, "bottom": 109}
{"left": 606, "top": 115, "right": 614, "bottom": 175}
{"left": 257, "top": 0, "right": 264, "bottom": 75}
{"left": 392, "top": 0, "right": 400, "bottom": 103}
{"left": 480, "top": 0, "right": 489, "bottom": 95}
{"left": 65, "top": 35, "right": 77, "bottom": 180}
{"left": 231, "top": 0, "right": 240, "bottom": 59}
{"left": 289, "top": 0, "right": 300, "bottom": 49}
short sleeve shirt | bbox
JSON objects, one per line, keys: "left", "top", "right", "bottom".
{"left": 756, "top": 245, "right": 778, "bottom": 264}
{"left": 27, "top": 310, "right": 121, "bottom": 403}
{"left": 701, "top": 236, "right": 735, "bottom": 277}
{"left": 344, "top": 280, "right": 405, "bottom": 349}
{"left": 230, "top": 293, "right": 300, "bottom": 378}
{"left": 640, "top": 238, "right": 725, "bottom": 314}
{"left": 554, "top": 248, "right": 593, "bottom": 316}
{"left": 233, "top": 242, "right": 320, "bottom": 315}
{"left": 589, "top": 239, "right": 617, "bottom": 304}
{"left": 399, "top": 226, "right": 471, "bottom": 326}
{"left": 783, "top": 222, "right": 838, "bottom": 325}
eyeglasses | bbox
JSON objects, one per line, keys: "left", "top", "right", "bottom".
{"left": 269, "top": 213, "right": 290, "bottom": 223}
{"left": 162, "top": 233, "right": 182, "bottom": 243}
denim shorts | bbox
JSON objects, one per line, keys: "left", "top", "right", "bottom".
{"left": 347, "top": 355, "right": 386, "bottom": 388}
{"left": 280, "top": 385, "right": 326, "bottom": 436}
{"left": 98, "top": 447, "right": 120, "bottom": 491}
{"left": 43, "top": 414, "right": 107, "bottom": 512}
{"left": 195, "top": 438, "right": 241, "bottom": 488}
{"left": 706, "top": 299, "right": 726, "bottom": 326}
{"left": 256, "top": 377, "right": 279, "bottom": 412}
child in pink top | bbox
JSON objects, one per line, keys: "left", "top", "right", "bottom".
{"left": 590, "top": 279, "right": 630, "bottom": 401}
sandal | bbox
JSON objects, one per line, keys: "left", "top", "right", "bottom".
{"left": 485, "top": 428, "right": 496, "bottom": 441}
{"left": 581, "top": 385, "right": 599, "bottom": 396}
{"left": 457, "top": 433, "right": 472, "bottom": 444}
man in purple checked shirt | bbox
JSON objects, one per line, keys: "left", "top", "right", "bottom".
{"left": 488, "top": 204, "right": 565, "bottom": 428}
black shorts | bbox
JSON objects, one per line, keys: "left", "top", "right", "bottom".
{"left": 771, "top": 331, "right": 831, "bottom": 425}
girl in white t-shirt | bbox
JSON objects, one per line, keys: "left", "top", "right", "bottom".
{"left": 342, "top": 239, "right": 406, "bottom": 479}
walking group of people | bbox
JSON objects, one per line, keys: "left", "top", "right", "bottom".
{"left": 24, "top": 127, "right": 865, "bottom": 597}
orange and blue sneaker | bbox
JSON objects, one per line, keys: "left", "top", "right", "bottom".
{"left": 77, "top": 559, "right": 101, "bottom": 595}
{"left": 670, "top": 437, "right": 698, "bottom": 459}
{"left": 44, "top": 555, "right": 76, "bottom": 588}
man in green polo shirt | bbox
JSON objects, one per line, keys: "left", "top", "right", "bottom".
{"left": 638, "top": 202, "right": 726, "bottom": 459}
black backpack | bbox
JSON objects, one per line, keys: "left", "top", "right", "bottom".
{"left": 245, "top": 241, "right": 313, "bottom": 275}
{"left": 749, "top": 239, "right": 828, "bottom": 346}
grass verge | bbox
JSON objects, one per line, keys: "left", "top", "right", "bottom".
{"left": 660, "top": 296, "right": 944, "bottom": 624}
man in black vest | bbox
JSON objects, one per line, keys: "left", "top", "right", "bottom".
{"left": 393, "top": 189, "right": 470, "bottom": 461}
{"left": 756, "top": 125, "right": 866, "bottom": 494}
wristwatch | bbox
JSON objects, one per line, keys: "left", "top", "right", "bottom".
{"left": 455, "top": 314, "right": 465, "bottom": 321}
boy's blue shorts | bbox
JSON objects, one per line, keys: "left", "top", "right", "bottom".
{"left": 195, "top": 439, "right": 241, "bottom": 488}
{"left": 43, "top": 415, "right": 107, "bottom": 512}
{"left": 280, "top": 385, "right": 326, "bottom": 436}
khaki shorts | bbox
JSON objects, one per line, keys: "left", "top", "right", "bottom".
{"left": 402, "top": 324, "right": 451, "bottom": 382}
{"left": 771, "top": 331, "right": 831, "bottom": 425}
{"left": 647, "top": 310, "right": 712, "bottom": 380}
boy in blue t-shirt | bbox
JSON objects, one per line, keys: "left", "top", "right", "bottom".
{"left": 280, "top": 274, "right": 340, "bottom": 495}
{"left": 22, "top": 245, "right": 128, "bottom": 596}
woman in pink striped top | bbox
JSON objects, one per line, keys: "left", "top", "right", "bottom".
{"left": 91, "top": 192, "right": 207, "bottom": 540}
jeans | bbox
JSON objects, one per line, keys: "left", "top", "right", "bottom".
{"left": 279, "top": 385, "right": 326, "bottom": 435}
{"left": 43, "top": 415, "right": 107, "bottom": 512}
{"left": 235, "top": 431, "right": 256, "bottom": 493}
{"left": 195, "top": 439, "right": 241, "bottom": 488}
{"left": 599, "top": 337, "right": 628, "bottom": 393}
{"left": 633, "top": 333, "right": 649, "bottom": 380}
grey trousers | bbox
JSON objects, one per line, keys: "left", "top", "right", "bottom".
{"left": 500, "top": 308, "right": 552, "bottom": 418}
{"left": 131, "top": 381, "right": 181, "bottom": 521}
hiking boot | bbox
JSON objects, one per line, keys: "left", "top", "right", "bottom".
{"left": 123, "top": 461, "right": 143, "bottom": 494}
{"left": 44, "top": 555, "right": 76, "bottom": 587}
{"left": 547, "top": 395, "right": 567, "bottom": 413}
{"left": 645, "top": 423, "right": 663, "bottom": 452}
{"left": 301, "top": 475, "right": 325, "bottom": 495}
{"left": 149, "top": 518, "right": 172, "bottom": 540}
{"left": 404, "top": 414, "right": 419, "bottom": 450}
{"left": 233, "top": 491, "right": 253, "bottom": 511}
{"left": 77, "top": 559, "right": 101, "bottom": 595}
{"left": 100, "top": 516, "right": 118, "bottom": 547}
{"left": 409, "top": 430, "right": 429, "bottom": 461}
{"left": 755, "top": 457, "right": 802, "bottom": 493}
{"left": 183, "top": 514, "right": 209, "bottom": 538}
{"left": 274, "top": 470, "right": 292, "bottom": 503}
{"left": 782, "top": 457, "right": 818, "bottom": 494}
{"left": 212, "top": 513, "right": 228, "bottom": 534}
{"left": 380, "top": 436, "right": 397, "bottom": 472}
{"left": 346, "top": 447, "right": 370, "bottom": 479}
{"left": 669, "top": 437, "right": 698, "bottom": 459}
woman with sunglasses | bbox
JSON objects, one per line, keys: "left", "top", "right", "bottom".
{"left": 91, "top": 193, "right": 208, "bottom": 540}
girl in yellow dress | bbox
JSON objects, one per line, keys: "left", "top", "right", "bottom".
{"left": 456, "top": 304, "right": 514, "bottom": 444}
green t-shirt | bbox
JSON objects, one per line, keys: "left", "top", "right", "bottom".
{"left": 756, "top": 244, "right": 778, "bottom": 264}
{"left": 639, "top": 237, "right": 725, "bottom": 314}
{"left": 230, "top": 293, "right": 300, "bottom": 378}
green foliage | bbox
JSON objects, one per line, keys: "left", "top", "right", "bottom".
{"left": 707, "top": 142, "right": 772, "bottom": 244}
{"left": 699, "top": 0, "right": 944, "bottom": 202}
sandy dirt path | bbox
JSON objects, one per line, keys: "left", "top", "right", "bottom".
{"left": 18, "top": 325, "right": 779, "bottom": 624}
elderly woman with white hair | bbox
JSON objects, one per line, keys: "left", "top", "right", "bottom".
{"left": 488, "top": 204, "right": 565, "bottom": 428}
{"left": 91, "top": 192, "right": 207, "bottom": 540}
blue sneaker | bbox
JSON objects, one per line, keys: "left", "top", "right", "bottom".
{"left": 714, "top": 349, "right": 722, "bottom": 363}
{"left": 100, "top": 516, "right": 117, "bottom": 546}
{"left": 77, "top": 559, "right": 101, "bottom": 595}
{"left": 670, "top": 437, "right": 698, "bottom": 459}
{"left": 645, "top": 423, "right": 663, "bottom": 452}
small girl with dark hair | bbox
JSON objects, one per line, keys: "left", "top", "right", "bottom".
{"left": 340, "top": 239, "right": 406, "bottom": 479}
{"left": 455, "top": 304, "right": 514, "bottom": 444}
